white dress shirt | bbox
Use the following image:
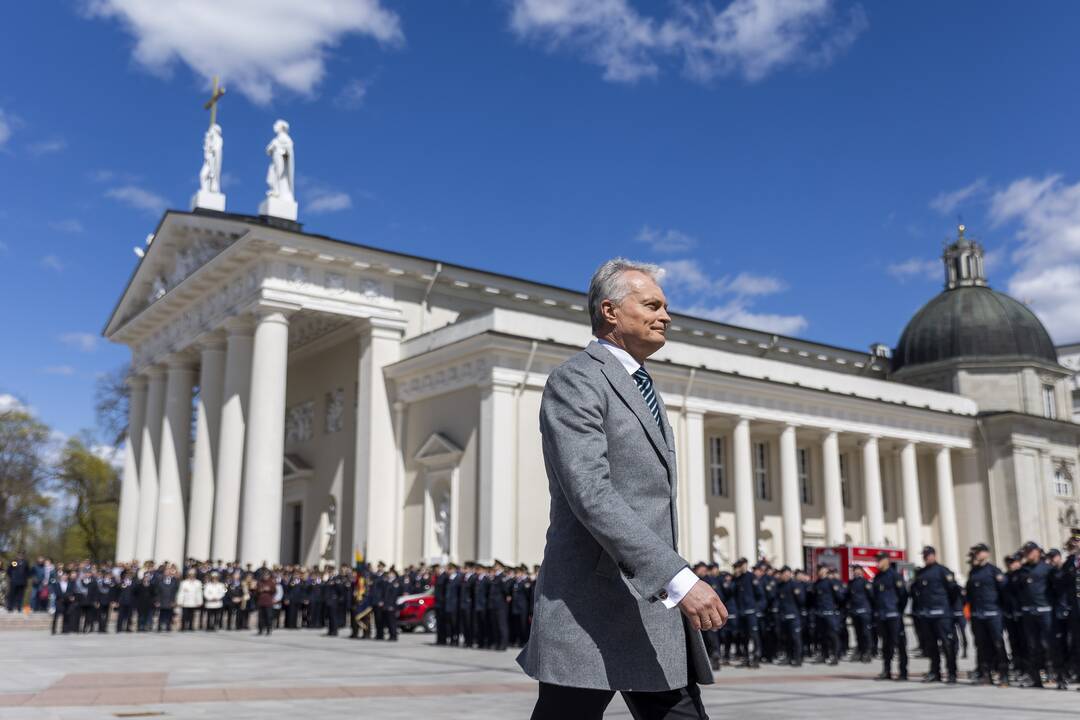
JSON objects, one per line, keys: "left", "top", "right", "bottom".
{"left": 593, "top": 339, "right": 699, "bottom": 609}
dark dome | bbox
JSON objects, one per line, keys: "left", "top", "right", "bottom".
{"left": 893, "top": 285, "right": 1058, "bottom": 373}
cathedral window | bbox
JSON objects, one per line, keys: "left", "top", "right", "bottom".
{"left": 1054, "top": 465, "right": 1074, "bottom": 498}
{"left": 797, "top": 448, "right": 812, "bottom": 504}
{"left": 708, "top": 436, "right": 727, "bottom": 497}
{"left": 754, "top": 442, "right": 771, "bottom": 501}
{"left": 1043, "top": 384, "right": 1057, "bottom": 419}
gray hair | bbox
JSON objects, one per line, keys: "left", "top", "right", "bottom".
{"left": 587, "top": 257, "right": 664, "bottom": 334}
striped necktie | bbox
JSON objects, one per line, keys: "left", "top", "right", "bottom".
{"left": 632, "top": 366, "right": 664, "bottom": 433}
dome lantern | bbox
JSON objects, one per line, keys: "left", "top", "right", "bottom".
{"left": 942, "top": 224, "right": 987, "bottom": 290}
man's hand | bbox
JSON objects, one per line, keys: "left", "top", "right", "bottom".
{"left": 677, "top": 579, "right": 727, "bottom": 632}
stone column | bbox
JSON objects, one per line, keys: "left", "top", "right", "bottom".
{"left": 861, "top": 436, "right": 885, "bottom": 546}
{"left": 211, "top": 317, "right": 254, "bottom": 562}
{"left": 135, "top": 367, "right": 167, "bottom": 561}
{"left": 155, "top": 356, "right": 197, "bottom": 564}
{"left": 240, "top": 308, "right": 292, "bottom": 567}
{"left": 116, "top": 375, "right": 147, "bottom": 562}
{"left": 900, "top": 441, "right": 923, "bottom": 561}
{"left": 478, "top": 376, "right": 517, "bottom": 564}
{"left": 354, "top": 318, "right": 406, "bottom": 566}
{"left": 186, "top": 333, "right": 226, "bottom": 561}
{"left": 732, "top": 417, "right": 756, "bottom": 561}
{"left": 822, "top": 430, "right": 844, "bottom": 546}
{"left": 934, "top": 446, "right": 960, "bottom": 572}
{"left": 779, "top": 424, "right": 802, "bottom": 568}
{"left": 684, "top": 409, "right": 709, "bottom": 563}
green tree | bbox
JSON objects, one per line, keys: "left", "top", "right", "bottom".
{"left": 54, "top": 437, "right": 119, "bottom": 562}
{"left": 0, "top": 408, "right": 51, "bottom": 553}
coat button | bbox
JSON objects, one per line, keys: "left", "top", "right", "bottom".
{"left": 658, "top": 590, "right": 668, "bottom": 600}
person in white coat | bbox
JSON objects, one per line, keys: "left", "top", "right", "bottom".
{"left": 202, "top": 572, "right": 227, "bottom": 631}
{"left": 177, "top": 569, "right": 203, "bottom": 632}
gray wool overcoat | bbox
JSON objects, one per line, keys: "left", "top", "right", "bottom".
{"left": 516, "top": 342, "right": 714, "bottom": 692}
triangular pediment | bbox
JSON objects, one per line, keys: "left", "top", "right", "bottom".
{"left": 414, "top": 433, "right": 463, "bottom": 468}
{"left": 103, "top": 210, "right": 255, "bottom": 339}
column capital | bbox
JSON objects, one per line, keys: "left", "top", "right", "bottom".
{"left": 860, "top": 433, "right": 882, "bottom": 444}
{"left": 253, "top": 300, "right": 301, "bottom": 320}
{"left": 126, "top": 373, "right": 148, "bottom": 391}
{"left": 683, "top": 405, "right": 708, "bottom": 419}
{"left": 359, "top": 316, "right": 408, "bottom": 339}
{"left": 141, "top": 364, "right": 167, "bottom": 379}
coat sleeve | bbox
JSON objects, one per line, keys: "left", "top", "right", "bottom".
{"left": 540, "top": 363, "right": 689, "bottom": 602}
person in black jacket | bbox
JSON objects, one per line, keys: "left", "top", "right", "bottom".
{"left": 115, "top": 571, "right": 136, "bottom": 632}
{"left": 155, "top": 566, "right": 180, "bottom": 632}
{"left": 776, "top": 566, "right": 805, "bottom": 666}
{"left": 50, "top": 571, "right": 78, "bottom": 634}
{"left": 4, "top": 554, "right": 28, "bottom": 612}
{"left": 812, "top": 566, "right": 846, "bottom": 666}
{"left": 1003, "top": 553, "right": 1025, "bottom": 678}
{"left": 1014, "top": 542, "right": 1055, "bottom": 688}
{"left": 432, "top": 565, "right": 447, "bottom": 645}
{"left": 460, "top": 563, "right": 476, "bottom": 648}
{"left": 509, "top": 566, "right": 532, "bottom": 648}
{"left": 911, "top": 546, "right": 960, "bottom": 683}
{"left": 1046, "top": 548, "right": 1071, "bottom": 690}
{"left": 487, "top": 561, "right": 511, "bottom": 651}
{"left": 97, "top": 569, "right": 116, "bottom": 634}
{"left": 965, "top": 543, "right": 1008, "bottom": 685}
{"left": 847, "top": 566, "right": 873, "bottom": 663}
{"left": 732, "top": 558, "right": 764, "bottom": 668}
{"left": 135, "top": 571, "right": 155, "bottom": 631}
{"left": 474, "top": 567, "right": 490, "bottom": 649}
{"left": 444, "top": 565, "right": 462, "bottom": 646}
{"left": 381, "top": 568, "right": 402, "bottom": 641}
{"left": 75, "top": 568, "right": 99, "bottom": 632}
{"left": 872, "top": 552, "right": 908, "bottom": 681}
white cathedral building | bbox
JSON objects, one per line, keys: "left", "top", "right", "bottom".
{"left": 108, "top": 121, "right": 1080, "bottom": 576}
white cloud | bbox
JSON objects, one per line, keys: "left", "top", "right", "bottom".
{"left": 28, "top": 138, "right": 66, "bottom": 155}
{"left": 658, "top": 258, "right": 806, "bottom": 334}
{"left": 988, "top": 174, "right": 1080, "bottom": 341}
{"left": 886, "top": 257, "right": 940, "bottom": 283}
{"left": 105, "top": 185, "right": 168, "bottom": 214}
{"left": 86, "top": 0, "right": 404, "bottom": 104}
{"left": 44, "top": 366, "right": 77, "bottom": 376}
{"left": 335, "top": 78, "right": 369, "bottom": 109}
{"left": 930, "top": 178, "right": 987, "bottom": 215}
{"left": 49, "top": 219, "right": 84, "bottom": 233}
{"left": 0, "top": 109, "right": 11, "bottom": 146}
{"left": 307, "top": 186, "right": 352, "bottom": 214}
{"left": 41, "top": 255, "right": 64, "bottom": 272}
{"left": 683, "top": 301, "right": 807, "bottom": 335}
{"left": 636, "top": 225, "right": 698, "bottom": 253}
{"left": 0, "top": 394, "right": 28, "bottom": 413}
{"left": 507, "top": 0, "right": 866, "bottom": 84}
{"left": 60, "top": 332, "right": 99, "bottom": 352}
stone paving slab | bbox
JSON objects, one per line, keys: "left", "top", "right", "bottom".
{"left": 2, "top": 629, "right": 1077, "bottom": 719}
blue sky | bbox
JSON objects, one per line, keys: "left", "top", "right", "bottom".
{"left": 3, "top": 1, "right": 1080, "bottom": 439}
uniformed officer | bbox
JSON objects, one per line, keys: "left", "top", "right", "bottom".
{"left": 776, "top": 566, "right": 805, "bottom": 666}
{"left": 444, "top": 564, "right": 462, "bottom": 646}
{"left": 1003, "top": 553, "right": 1025, "bottom": 680}
{"left": 732, "top": 558, "right": 764, "bottom": 668}
{"left": 811, "top": 566, "right": 845, "bottom": 665}
{"left": 1047, "top": 548, "right": 1071, "bottom": 690}
{"left": 718, "top": 569, "right": 739, "bottom": 666}
{"left": 847, "top": 565, "right": 873, "bottom": 663}
{"left": 474, "top": 566, "right": 490, "bottom": 649}
{"left": 381, "top": 568, "right": 402, "bottom": 641}
{"left": 1063, "top": 536, "right": 1080, "bottom": 693}
{"left": 756, "top": 563, "right": 779, "bottom": 663}
{"left": 965, "top": 543, "right": 1008, "bottom": 685}
{"left": 1015, "top": 541, "right": 1055, "bottom": 688}
{"left": 460, "top": 563, "right": 476, "bottom": 648}
{"left": 487, "top": 561, "right": 511, "bottom": 651}
{"left": 912, "top": 546, "right": 960, "bottom": 683}
{"left": 872, "top": 551, "right": 908, "bottom": 681}
{"left": 509, "top": 566, "right": 532, "bottom": 647}
{"left": 432, "top": 565, "right": 447, "bottom": 645}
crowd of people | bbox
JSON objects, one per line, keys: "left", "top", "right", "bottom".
{"left": 5, "top": 535, "right": 1078, "bottom": 690}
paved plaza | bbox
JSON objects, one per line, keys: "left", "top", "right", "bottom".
{"left": 2, "top": 628, "right": 1077, "bottom": 719}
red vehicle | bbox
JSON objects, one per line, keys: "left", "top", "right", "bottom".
{"left": 397, "top": 590, "right": 437, "bottom": 633}
{"left": 810, "top": 545, "right": 908, "bottom": 582}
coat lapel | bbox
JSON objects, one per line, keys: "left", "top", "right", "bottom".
{"left": 586, "top": 343, "right": 672, "bottom": 469}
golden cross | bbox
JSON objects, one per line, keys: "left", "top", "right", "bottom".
{"left": 203, "top": 76, "right": 226, "bottom": 127}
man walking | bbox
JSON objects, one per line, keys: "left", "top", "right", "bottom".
{"left": 518, "top": 258, "right": 725, "bottom": 720}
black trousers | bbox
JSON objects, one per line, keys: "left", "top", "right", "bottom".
{"left": 879, "top": 615, "right": 907, "bottom": 675}
{"left": 257, "top": 606, "right": 274, "bottom": 634}
{"left": 850, "top": 612, "right": 871, "bottom": 657}
{"left": 459, "top": 606, "right": 474, "bottom": 646}
{"left": 530, "top": 682, "right": 708, "bottom": 720}
{"left": 972, "top": 616, "right": 1007, "bottom": 677}
{"left": 780, "top": 618, "right": 802, "bottom": 665}
{"left": 116, "top": 605, "right": 133, "bottom": 632}
{"left": 1020, "top": 612, "right": 1053, "bottom": 682}
{"left": 922, "top": 615, "right": 957, "bottom": 677}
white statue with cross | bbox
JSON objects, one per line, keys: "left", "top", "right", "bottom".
{"left": 191, "top": 76, "right": 227, "bottom": 212}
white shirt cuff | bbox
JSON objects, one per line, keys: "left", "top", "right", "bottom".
{"left": 660, "top": 567, "right": 698, "bottom": 609}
